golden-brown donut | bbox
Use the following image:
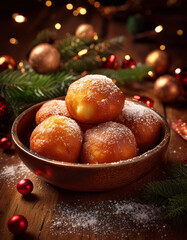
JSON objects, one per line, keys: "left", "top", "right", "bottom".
{"left": 30, "top": 116, "right": 83, "bottom": 163}
{"left": 35, "top": 100, "right": 71, "bottom": 125}
{"left": 65, "top": 74, "right": 125, "bottom": 124}
{"left": 116, "top": 101, "right": 162, "bottom": 153}
{"left": 81, "top": 121, "right": 137, "bottom": 164}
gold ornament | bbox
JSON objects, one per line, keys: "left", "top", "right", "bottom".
{"left": 154, "top": 75, "right": 180, "bottom": 103}
{"left": 75, "top": 24, "right": 95, "bottom": 40}
{"left": 29, "top": 43, "right": 61, "bottom": 73}
{"left": 145, "top": 50, "right": 169, "bottom": 75}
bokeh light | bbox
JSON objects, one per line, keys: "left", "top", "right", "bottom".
{"left": 160, "top": 44, "right": 166, "bottom": 50}
{"left": 9, "top": 38, "right": 18, "bottom": 45}
{"left": 66, "top": 3, "right": 73, "bottom": 10}
{"left": 55, "top": 23, "right": 61, "bottom": 30}
{"left": 155, "top": 25, "right": 163, "bottom": 33}
{"left": 45, "top": 0, "right": 52, "bottom": 7}
{"left": 177, "top": 29, "right": 183, "bottom": 36}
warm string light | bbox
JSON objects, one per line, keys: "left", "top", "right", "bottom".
{"left": 78, "top": 49, "right": 88, "bottom": 57}
{"left": 9, "top": 38, "right": 18, "bottom": 45}
{"left": 148, "top": 71, "right": 154, "bottom": 78}
{"left": 177, "top": 29, "right": 183, "bottom": 36}
{"left": 124, "top": 55, "right": 130, "bottom": 60}
{"left": 155, "top": 25, "right": 163, "bottom": 33}
{"left": 66, "top": 3, "right": 73, "bottom": 10}
{"left": 55, "top": 23, "right": 61, "bottom": 30}
{"left": 45, "top": 0, "right": 52, "bottom": 7}
{"left": 93, "top": 34, "right": 98, "bottom": 40}
{"left": 160, "top": 45, "right": 166, "bottom": 50}
{"left": 94, "top": 1, "right": 100, "bottom": 8}
{"left": 12, "top": 13, "right": 27, "bottom": 23}
{"left": 175, "top": 68, "right": 181, "bottom": 75}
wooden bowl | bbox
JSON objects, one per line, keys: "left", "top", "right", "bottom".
{"left": 11, "top": 99, "right": 170, "bottom": 192}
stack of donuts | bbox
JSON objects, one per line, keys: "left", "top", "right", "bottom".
{"left": 30, "top": 74, "right": 161, "bottom": 164}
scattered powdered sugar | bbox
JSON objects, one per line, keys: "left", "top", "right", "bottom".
{"left": 0, "top": 161, "right": 32, "bottom": 187}
{"left": 50, "top": 199, "right": 167, "bottom": 239}
{"left": 117, "top": 101, "right": 160, "bottom": 128}
{"left": 36, "top": 99, "right": 71, "bottom": 125}
{"left": 67, "top": 74, "right": 124, "bottom": 106}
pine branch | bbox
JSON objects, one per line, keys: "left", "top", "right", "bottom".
{"left": 32, "top": 29, "right": 57, "bottom": 48}
{"left": 61, "top": 54, "right": 98, "bottom": 73}
{"left": 165, "top": 194, "right": 187, "bottom": 223}
{"left": 93, "top": 65, "right": 152, "bottom": 84}
{"left": 142, "top": 163, "right": 187, "bottom": 223}
{"left": 56, "top": 36, "right": 94, "bottom": 61}
{"left": 95, "top": 36, "right": 125, "bottom": 53}
{"left": 0, "top": 70, "right": 79, "bottom": 117}
{"left": 142, "top": 179, "right": 187, "bottom": 205}
{"left": 168, "top": 163, "right": 187, "bottom": 179}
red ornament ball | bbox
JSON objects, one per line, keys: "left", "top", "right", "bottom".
{"left": 0, "top": 96, "right": 7, "bottom": 120}
{"left": 122, "top": 57, "right": 136, "bottom": 69}
{"left": 0, "top": 55, "right": 17, "bottom": 72}
{"left": 105, "top": 54, "right": 119, "bottom": 69}
{"left": 0, "top": 137, "right": 12, "bottom": 150}
{"left": 8, "top": 215, "right": 28, "bottom": 235}
{"left": 133, "top": 95, "right": 154, "bottom": 107}
{"left": 17, "top": 179, "right": 33, "bottom": 195}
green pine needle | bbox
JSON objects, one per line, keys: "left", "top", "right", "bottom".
{"left": 0, "top": 69, "right": 79, "bottom": 117}
{"left": 142, "top": 163, "right": 187, "bottom": 223}
{"left": 168, "top": 163, "right": 187, "bottom": 179}
{"left": 142, "top": 179, "right": 187, "bottom": 205}
{"left": 166, "top": 194, "right": 187, "bottom": 222}
{"left": 93, "top": 65, "right": 152, "bottom": 84}
{"left": 56, "top": 36, "right": 94, "bottom": 61}
{"left": 32, "top": 29, "right": 57, "bottom": 48}
{"left": 61, "top": 54, "right": 98, "bottom": 73}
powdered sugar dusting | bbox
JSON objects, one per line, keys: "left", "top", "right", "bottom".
{"left": 36, "top": 100, "right": 71, "bottom": 125}
{"left": 82, "top": 121, "right": 137, "bottom": 163}
{"left": 0, "top": 161, "right": 32, "bottom": 187}
{"left": 117, "top": 101, "right": 159, "bottom": 128}
{"left": 85, "top": 121, "right": 136, "bottom": 146}
{"left": 69, "top": 74, "right": 124, "bottom": 104}
{"left": 50, "top": 199, "right": 167, "bottom": 239}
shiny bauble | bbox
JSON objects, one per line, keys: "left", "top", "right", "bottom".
{"left": 0, "top": 55, "right": 17, "bottom": 72}
{"left": 145, "top": 50, "right": 169, "bottom": 75}
{"left": 0, "top": 137, "right": 12, "bottom": 150}
{"left": 154, "top": 75, "right": 180, "bottom": 103}
{"left": 75, "top": 24, "right": 95, "bottom": 40}
{"left": 29, "top": 43, "right": 61, "bottom": 73}
{"left": 17, "top": 179, "right": 33, "bottom": 195}
{"left": 8, "top": 215, "right": 28, "bottom": 235}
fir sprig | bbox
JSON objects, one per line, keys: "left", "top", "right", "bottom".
{"left": 166, "top": 194, "right": 187, "bottom": 222}
{"left": 32, "top": 29, "right": 57, "bottom": 48}
{"left": 93, "top": 65, "right": 152, "bottom": 84}
{"left": 0, "top": 70, "right": 79, "bottom": 117}
{"left": 56, "top": 36, "right": 94, "bottom": 61}
{"left": 142, "top": 163, "right": 187, "bottom": 223}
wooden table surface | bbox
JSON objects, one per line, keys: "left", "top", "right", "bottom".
{"left": 0, "top": 2, "right": 187, "bottom": 239}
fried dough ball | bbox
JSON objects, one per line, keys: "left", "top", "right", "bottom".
{"left": 81, "top": 121, "right": 137, "bottom": 164}
{"left": 65, "top": 74, "right": 125, "bottom": 124}
{"left": 35, "top": 100, "right": 71, "bottom": 125}
{"left": 30, "top": 116, "right": 83, "bottom": 163}
{"left": 116, "top": 101, "right": 162, "bottom": 153}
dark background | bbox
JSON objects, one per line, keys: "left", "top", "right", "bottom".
{"left": 0, "top": 0, "right": 186, "bottom": 70}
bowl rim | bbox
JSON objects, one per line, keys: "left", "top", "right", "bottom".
{"left": 11, "top": 98, "right": 170, "bottom": 169}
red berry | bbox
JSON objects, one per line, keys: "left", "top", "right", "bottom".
{"left": 133, "top": 95, "right": 154, "bottom": 107}
{"left": 8, "top": 215, "right": 28, "bottom": 235}
{"left": 0, "top": 137, "right": 12, "bottom": 150}
{"left": 17, "top": 179, "right": 33, "bottom": 195}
